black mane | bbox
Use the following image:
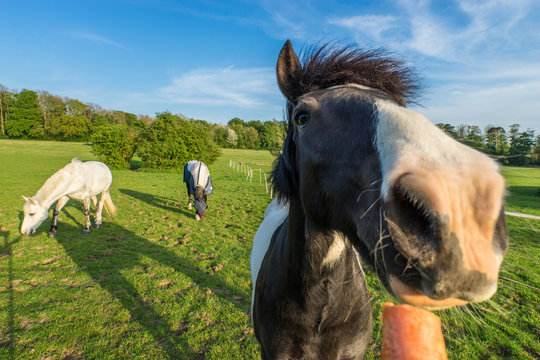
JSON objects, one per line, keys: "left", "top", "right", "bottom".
{"left": 291, "top": 44, "right": 421, "bottom": 106}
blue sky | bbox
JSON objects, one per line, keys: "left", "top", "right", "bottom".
{"left": 1, "top": 0, "right": 539, "bottom": 133}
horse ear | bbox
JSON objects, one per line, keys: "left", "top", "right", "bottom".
{"left": 276, "top": 40, "right": 302, "bottom": 101}
{"left": 22, "top": 196, "right": 37, "bottom": 205}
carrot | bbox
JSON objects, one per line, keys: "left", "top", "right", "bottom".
{"left": 382, "top": 302, "right": 447, "bottom": 360}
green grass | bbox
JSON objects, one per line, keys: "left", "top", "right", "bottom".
{"left": 0, "top": 139, "right": 538, "bottom": 359}
{"left": 501, "top": 166, "right": 540, "bottom": 216}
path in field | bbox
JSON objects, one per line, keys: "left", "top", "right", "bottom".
{"left": 505, "top": 211, "right": 540, "bottom": 220}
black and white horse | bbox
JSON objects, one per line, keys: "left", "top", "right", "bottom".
{"left": 183, "top": 160, "right": 213, "bottom": 221}
{"left": 250, "top": 40, "right": 508, "bottom": 359}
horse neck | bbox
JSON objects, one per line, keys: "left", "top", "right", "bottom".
{"left": 285, "top": 197, "right": 351, "bottom": 285}
{"left": 34, "top": 168, "right": 73, "bottom": 208}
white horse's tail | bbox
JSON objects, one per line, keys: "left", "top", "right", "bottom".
{"left": 104, "top": 191, "right": 117, "bottom": 216}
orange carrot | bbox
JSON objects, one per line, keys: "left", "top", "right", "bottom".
{"left": 382, "top": 302, "right": 447, "bottom": 360}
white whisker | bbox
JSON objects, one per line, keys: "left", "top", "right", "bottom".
{"left": 359, "top": 196, "right": 381, "bottom": 219}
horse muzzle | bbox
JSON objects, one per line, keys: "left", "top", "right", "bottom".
{"left": 381, "top": 169, "right": 508, "bottom": 308}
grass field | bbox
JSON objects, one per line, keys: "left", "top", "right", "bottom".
{"left": 0, "top": 139, "right": 538, "bottom": 359}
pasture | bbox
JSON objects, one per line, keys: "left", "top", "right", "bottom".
{"left": 0, "top": 139, "right": 538, "bottom": 359}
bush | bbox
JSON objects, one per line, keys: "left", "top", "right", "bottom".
{"left": 137, "top": 112, "right": 220, "bottom": 170}
{"left": 91, "top": 124, "right": 138, "bottom": 169}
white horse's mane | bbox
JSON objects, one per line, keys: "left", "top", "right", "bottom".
{"left": 33, "top": 158, "right": 84, "bottom": 204}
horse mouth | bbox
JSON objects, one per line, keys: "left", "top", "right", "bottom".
{"left": 389, "top": 276, "right": 468, "bottom": 310}
{"left": 383, "top": 176, "right": 469, "bottom": 309}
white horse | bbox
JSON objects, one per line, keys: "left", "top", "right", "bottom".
{"left": 21, "top": 159, "right": 116, "bottom": 237}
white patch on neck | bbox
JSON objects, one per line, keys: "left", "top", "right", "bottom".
{"left": 250, "top": 198, "right": 289, "bottom": 320}
{"left": 321, "top": 232, "right": 347, "bottom": 267}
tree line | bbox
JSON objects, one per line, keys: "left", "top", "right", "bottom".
{"left": 0, "top": 86, "right": 286, "bottom": 169}
{"left": 435, "top": 123, "right": 539, "bottom": 166}
{"left": 1, "top": 85, "right": 538, "bottom": 167}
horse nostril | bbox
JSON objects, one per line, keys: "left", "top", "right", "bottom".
{"left": 385, "top": 183, "right": 440, "bottom": 259}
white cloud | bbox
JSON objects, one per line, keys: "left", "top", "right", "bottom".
{"left": 68, "top": 31, "right": 126, "bottom": 49}
{"left": 328, "top": 15, "right": 397, "bottom": 41}
{"left": 419, "top": 78, "right": 540, "bottom": 132}
{"left": 156, "top": 66, "right": 280, "bottom": 109}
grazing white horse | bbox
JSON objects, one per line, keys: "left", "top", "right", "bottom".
{"left": 21, "top": 159, "right": 116, "bottom": 237}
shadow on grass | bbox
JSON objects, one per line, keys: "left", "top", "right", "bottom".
{"left": 55, "top": 214, "right": 248, "bottom": 359}
{"left": 0, "top": 229, "right": 18, "bottom": 360}
{"left": 507, "top": 186, "right": 540, "bottom": 199}
{"left": 119, "top": 188, "right": 194, "bottom": 217}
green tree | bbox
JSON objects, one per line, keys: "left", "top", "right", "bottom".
{"left": 531, "top": 135, "right": 540, "bottom": 165}
{"left": 178, "top": 117, "right": 221, "bottom": 164}
{"left": 91, "top": 124, "right": 138, "bottom": 169}
{"left": 90, "top": 113, "right": 109, "bottom": 130}
{"left": 48, "top": 114, "right": 91, "bottom": 139}
{"left": 435, "top": 123, "right": 458, "bottom": 139}
{"left": 243, "top": 126, "right": 260, "bottom": 149}
{"left": 454, "top": 124, "right": 484, "bottom": 150}
{"left": 65, "top": 98, "right": 89, "bottom": 118}
{"left": 484, "top": 126, "right": 508, "bottom": 156}
{"left": 137, "top": 112, "right": 188, "bottom": 169}
{"left": 464, "top": 125, "right": 484, "bottom": 150}
{"left": 137, "top": 112, "right": 220, "bottom": 169}
{"left": 210, "top": 124, "right": 229, "bottom": 148}
{"left": 259, "top": 120, "right": 283, "bottom": 151}
{"left": 508, "top": 124, "right": 535, "bottom": 165}
{"left": 6, "top": 89, "right": 43, "bottom": 138}
{"left": 39, "top": 91, "right": 66, "bottom": 135}
{"left": 228, "top": 117, "right": 245, "bottom": 127}
{"left": 0, "top": 85, "right": 15, "bottom": 136}
{"left": 247, "top": 120, "right": 263, "bottom": 132}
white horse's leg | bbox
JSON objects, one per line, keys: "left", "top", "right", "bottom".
{"left": 82, "top": 197, "right": 92, "bottom": 235}
{"left": 48, "top": 196, "right": 70, "bottom": 238}
{"left": 91, "top": 196, "right": 98, "bottom": 209}
{"left": 95, "top": 190, "right": 108, "bottom": 228}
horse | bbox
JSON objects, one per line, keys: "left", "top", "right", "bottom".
{"left": 183, "top": 160, "right": 213, "bottom": 221}
{"left": 21, "top": 159, "right": 117, "bottom": 237}
{"left": 250, "top": 40, "right": 508, "bottom": 359}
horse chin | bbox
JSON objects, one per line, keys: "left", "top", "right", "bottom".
{"left": 389, "top": 275, "right": 468, "bottom": 310}
{"left": 21, "top": 227, "right": 35, "bottom": 236}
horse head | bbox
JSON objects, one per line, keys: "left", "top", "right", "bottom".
{"left": 272, "top": 40, "right": 508, "bottom": 310}
{"left": 21, "top": 196, "right": 49, "bottom": 235}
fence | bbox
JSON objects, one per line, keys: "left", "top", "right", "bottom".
{"left": 229, "top": 159, "right": 274, "bottom": 198}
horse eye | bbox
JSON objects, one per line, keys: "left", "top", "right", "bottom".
{"left": 29, "top": 213, "right": 35, "bottom": 216}
{"left": 295, "top": 113, "right": 310, "bottom": 128}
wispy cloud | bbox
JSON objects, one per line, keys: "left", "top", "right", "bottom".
{"left": 420, "top": 78, "right": 540, "bottom": 131}
{"left": 328, "top": 0, "right": 538, "bottom": 62}
{"left": 68, "top": 31, "right": 127, "bottom": 49}
{"left": 156, "top": 66, "right": 280, "bottom": 109}
{"left": 328, "top": 15, "right": 398, "bottom": 42}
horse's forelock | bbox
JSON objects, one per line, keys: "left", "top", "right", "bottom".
{"left": 293, "top": 43, "right": 422, "bottom": 107}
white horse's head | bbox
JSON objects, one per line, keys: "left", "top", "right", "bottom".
{"left": 21, "top": 196, "right": 49, "bottom": 235}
